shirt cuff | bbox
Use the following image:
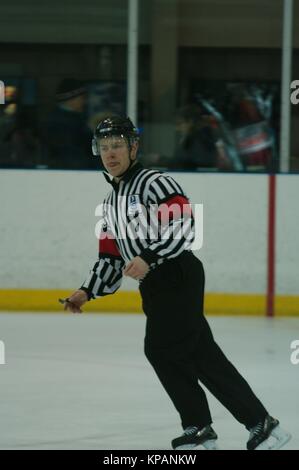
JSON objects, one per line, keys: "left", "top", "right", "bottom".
{"left": 139, "top": 248, "right": 160, "bottom": 266}
{"left": 79, "top": 286, "right": 94, "bottom": 301}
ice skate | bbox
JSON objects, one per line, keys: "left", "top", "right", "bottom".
{"left": 247, "top": 415, "right": 291, "bottom": 450}
{"left": 172, "top": 425, "right": 218, "bottom": 450}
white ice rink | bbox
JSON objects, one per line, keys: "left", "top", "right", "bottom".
{"left": 0, "top": 312, "right": 298, "bottom": 450}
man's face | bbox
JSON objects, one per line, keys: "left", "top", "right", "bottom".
{"left": 98, "top": 135, "right": 138, "bottom": 177}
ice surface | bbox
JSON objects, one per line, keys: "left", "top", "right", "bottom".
{"left": 0, "top": 313, "right": 298, "bottom": 450}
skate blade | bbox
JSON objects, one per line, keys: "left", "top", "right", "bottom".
{"left": 175, "top": 439, "right": 218, "bottom": 450}
{"left": 255, "top": 426, "right": 292, "bottom": 450}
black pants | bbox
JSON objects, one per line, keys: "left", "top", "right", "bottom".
{"left": 139, "top": 251, "right": 268, "bottom": 430}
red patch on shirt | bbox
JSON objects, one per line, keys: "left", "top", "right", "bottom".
{"left": 99, "top": 232, "right": 121, "bottom": 257}
{"left": 158, "top": 195, "right": 192, "bottom": 223}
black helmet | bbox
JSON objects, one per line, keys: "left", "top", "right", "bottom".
{"left": 92, "top": 115, "right": 139, "bottom": 156}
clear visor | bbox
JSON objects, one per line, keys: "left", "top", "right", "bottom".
{"left": 97, "top": 135, "right": 128, "bottom": 154}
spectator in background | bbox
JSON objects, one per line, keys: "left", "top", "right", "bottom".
{"left": 0, "top": 88, "right": 40, "bottom": 168}
{"left": 0, "top": 99, "right": 17, "bottom": 167}
{"left": 43, "top": 78, "right": 95, "bottom": 169}
{"left": 227, "top": 85, "right": 273, "bottom": 170}
{"left": 173, "top": 105, "right": 232, "bottom": 171}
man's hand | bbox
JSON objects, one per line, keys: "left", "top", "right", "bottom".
{"left": 61, "top": 289, "right": 88, "bottom": 313}
{"left": 123, "top": 256, "right": 149, "bottom": 280}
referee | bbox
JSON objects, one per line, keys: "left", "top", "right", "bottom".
{"left": 63, "top": 116, "right": 289, "bottom": 451}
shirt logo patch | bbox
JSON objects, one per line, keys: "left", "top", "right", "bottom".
{"left": 128, "top": 195, "right": 142, "bottom": 216}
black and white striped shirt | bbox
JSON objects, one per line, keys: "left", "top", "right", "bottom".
{"left": 81, "top": 163, "right": 195, "bottom": 299}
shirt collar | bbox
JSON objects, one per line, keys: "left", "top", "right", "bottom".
{"left": 103, "top": 162, "right": 144, "bottom": 189}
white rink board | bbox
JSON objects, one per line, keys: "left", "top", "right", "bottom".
{"left": 0, "top": 170, "right": 298, "bottom": 294}
{"left": 276, "top": 175, "right": 299, "bottom": 295}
